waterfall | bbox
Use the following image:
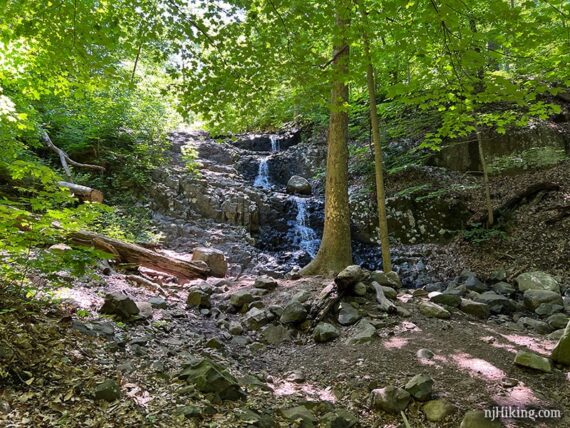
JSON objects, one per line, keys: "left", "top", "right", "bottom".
{"left": 254, "top": 158, "right": 270, "bottom": 189}
{"left": 290, "top": 196, "right": 320, "bottom": 258}
{"left": 253, "top": 135, "right": 279, "bottom": 189}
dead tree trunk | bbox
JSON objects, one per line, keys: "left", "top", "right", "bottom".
{"left": 70, "top": 230, "right": 209, "bottom": 280}
{"left": 41, "top": 130, "right": 105, "bottom": 178}
{"left": 57, "top": 181, "right": 104, "bottom": 203}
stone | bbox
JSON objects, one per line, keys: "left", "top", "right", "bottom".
{"left": 237, "top": 409, "right": 276, "bottom": 428}
{"left": 280, "top": 405, "right": 316, "bottom": 427}
{"left": 516, "top": 271, "right": 559, "bottom": 293}
{"left": 178, "top": 358, "right": 245, "bottom": 400}
{"left": 135, "top": 301, "right": 153, "bottom": 319}
{"left": 338, "top": 302, "right": 361, "bottom": 326}
{"left": 371, "top": 386, "right": 411, "bottom": 413}
{"left": 422, "top": 399, "right": 456, "bottom": 422}
{"left": 286, "top": 175, "right": 312, "bottom": 195}
{"left": 280, "top": 301, "right": 308, "bottom": 324}
{"left": 261, "top": 324, "right": 291, "bottom": 345}
{"left": 404, "top": 374, "right": 433, "bottom": 401}
{"left": 416, "top": 348, "right": 435, "bottom": 360}
{"left": 292, "top": 290, "right": 312, "bottom": 303}
{"left": 94, "top": 379, "right": 120, "bottom": 402}
{"left": 192, "top": 247, "right": 227, "bottom": 277}
{"left": 313, "top": 322, "right": 340, "bottom": 343}
{"left": 186, "top": 289, "right": 211, "bottom": 308}
{"left": 474, "top": 292, "right": 516, "bottom": 314}
{"left": 460, "top": 410, "right": 502, "bottom": 428}
{"left": 463, "top": 274, "right": 488, "bottom": 293}
{"left": 382, "top": 286, "right": 397, "bottom": 300}
{"left": 354, "top": 282, "right": 368, "bottom": 296}
{"left": 244, "top": 307, "right": 273, "bottom": 330}
{"left": 370, "top": 270, "right": 402, "bottom": 289}
{"left": 552, "top": 321, "right": 570, "bottom": 366}
{"left": 489, "top": 268, "right": 507, "bottom": 283}
{"left": 523, "top": 289, "right": 563, "bottom": 311}
{"left": 175, "top": 405, "right": 203, "bottom": 419}
{"left": 429, "top": 292, "right": 461, "bottom": 307}
{"left": 547, "top": 313, "right": 569, "bottom": 330}
{"left": 149, "top": 297, "right": 167, "bottom": 309}
{"left": 535, "top": 303, "right": 563, "bottom": 317}
{"left": 460, "top": 299, "right": 490, "bottom": 319}
{"left": 321, "top": 409, "right": 358, "bottom": 428}
{"left": 206, "top": 337, "right": 225, "bottom": 350}
{"left": 229, "top": 290, "right": 254, "bottom": 307}
{"left": 99, "top": 292, "right": 139, "bottom": 320}
{"left": 419, "top": 301, "right": 451, "bottom": 319}
{"left": 492, "top": 281, "right": 515, "bottom": 296}
{"left": 517, "top": 317, "right": 553, "bottom": 334}
{"left": 347, "top": 319, "right": 376, "bottom": 344}
{"left": 254, "top": 275, "right": 278, "bottom": 290}
{"left": 514, "top": 350, "right": 552, "bottom": 372}
{"left": 548, "top": 329, "right": 565, "bottom": 341}
{"left": 49, "top": 243, "right": 73, "bottom": 252}
{"left": 335, "top": 265, "right": 365, "bottom": 290}
{"left": 228, "top": 321, "right": 243, "bottom": 335}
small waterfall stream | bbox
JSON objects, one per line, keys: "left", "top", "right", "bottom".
{"left": 252, "top": 134, "right": 321, "bottom": 259}
{"left": 289, "top": 196, "right": 320, "bottom": 258}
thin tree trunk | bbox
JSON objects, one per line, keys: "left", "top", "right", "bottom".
{"left": 361, "top": 8, "right": 392, "bottom": 273}
{"left": 301, "top": 0, "right": 352, "bottom": 276}
{"left": 476, "top": 129, "right": 494, "bottom": 226}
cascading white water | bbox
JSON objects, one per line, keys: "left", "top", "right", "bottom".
{"left": 253, "top": 135, "right": 279, "bottom": 189}
{"left": 290, "top": 196, "right": 320, "bottom": 258}
{"left": 254, "top": 158, "right": 270, "bottom": 189}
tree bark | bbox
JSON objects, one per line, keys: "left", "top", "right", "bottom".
{"left": 361, "top": 7, "right": 392, "bottom": 273}
{"left": 70, "top": 230, "right": 209, "bottom": 280}
{"left": 57, "top": 181, "right": 104, "bottom": 203}
{"left": 41, "top": 130, "right": 105, "bottom": 178}
{"left": 476, "top": 129, "right": 494, "bottom": 226}
{"left": 300, "top": 0, "right": 352, "bottom": 276}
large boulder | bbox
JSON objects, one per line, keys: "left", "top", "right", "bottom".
{"left": 523, "top": 289, "right": 563, "bottom": 311}
{"left": 192, "top": 247, "right": 227, "bottom": 277}
{"left": 313, "top": 322, "right": 340, "bottom": 343}
{"left": 335, "top": 265, "right": 365, "bottom": 290}
{"left": 229, "top": 290, "right": 254, "bottom": 308}
{"left": 419, "top": 301, "right": 451, "bottom": 319}
{"left": 474, "top": 292, "right": 517, "bottom": 314}
{"left": 99, "top": 292, "right": 139, "bottom": 320}
{"left": 371, "top": 386, "right": 411, "bottom": 413}
{"left": 516, "top": 271, "right": 560, "bottom": 293}
{"left": 422, "top": 399, "right": 456, "bottom": 422}
{"left": 404, "top": 374, "right": 433, "bottom": 401}
{"left": 261, "top": 324, "right": 291, "bottom": 345}
{"left": 347, "top": 319, "right": 376, "bottom": 344}
{"left": 460, "top": 410, "right": 502, "bottom": 428}
{"left": 254, "top": 275, "right": 278, "bottom": 290}
{"left": 280, "top": 301, "right": 308, "bottom": 324}
{"left": 286, "top": 175, "right": 312, "bottom": 195}
{"left": 338, "top": 302, "right": 361, "bottom": 326}
{"left": 552, "top": 320, "right": 570, "bottom": 366}
{"left": 514, "top": 350, "right": 552, "bottom": 372}
{"left": 93, "top": 379, "right": 120, "bottom": 402}
{"left": 178, "top": 358, "right": 245, "bottom": 401}
{"left": 459, "top": 299, "right": 490, "bottom": 319}
{"left": 370, "top": 271, "right": 401, "bottom": 289}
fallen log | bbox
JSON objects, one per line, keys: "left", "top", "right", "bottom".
{"left": 371, "top": 281, "right": 397, "bottom": 314}
{"left": 309, "top": 281, "right": 344, "bottom": 327}
{"left": 71, "top": 230, "right": 209, "bottom": 280}
{"left": 58, "top": 181, "right": 104, "bottom": 203}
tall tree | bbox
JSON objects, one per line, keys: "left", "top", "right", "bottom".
{"left": 301, "top": 0, "right": 353, "bottom": 276}
{"left": 359, "top": 3, "right": 392, "bottom": 273}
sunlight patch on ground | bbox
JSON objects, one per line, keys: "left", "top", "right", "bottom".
{"left": 492, "top": 383, "right": 541, "bottom": 408}
{"left": 499, "top": 334, "right": 555, "bottom": 356}
{"left": 124, "top": 383, "right": 153, "bottom": 408}
{"left": 452, "top": 352, "right": 506, "bottom": 381}
{"left": 54, "top": 287, "right": 102, "bottom": 309}
{"left": 479, "top": 336, "right": 517, "bottom": 353}
{"left": 271, "top": 380, "right": 336, "bottom": 402}
{"left": 383, "top": 337, "right": 409, "bottom": 350}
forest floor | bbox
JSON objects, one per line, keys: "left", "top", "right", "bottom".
{"left": 1, "top": 270, "right": 568, "bottom": 427}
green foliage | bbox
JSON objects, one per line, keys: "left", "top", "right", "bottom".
{"left": 92, "top": 206, "right": 163, "bottom": 244}
{"left": 463, "top": 223, "right": 508, "bottom": 245}
{"left": 488, "top": 147, "right": 568, "bottom": 175}
{"left": 180, "top": 145, "right": 202, "bottom": 175}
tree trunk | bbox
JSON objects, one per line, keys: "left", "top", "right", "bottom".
{"left": 361, "top": 8, "right": 392, "bottom": 273}
{"left": 476, "top": 129, "right": 494, "bottom": 226}
{"left": 70, "top": 230, "right": 209, "bottom": 280}
{"left": 57, "top": 181, "right": 104, "bottom": 203}
{"left": 300, "top": 0, "right": 352, "bottom": 276}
